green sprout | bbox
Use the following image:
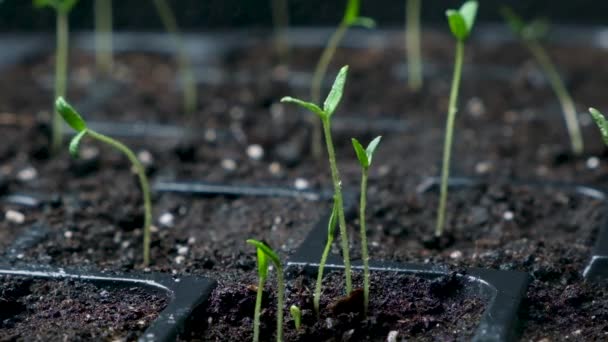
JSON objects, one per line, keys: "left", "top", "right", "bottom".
{"left": 33, "top": 0, "right": 79, "bottom": 153}
{"left": 501, "top": 7, "right": 583, "bottom": 156}
{"left": 152, "top": 0, "right": 197, "bottom": 115}
{"left": 310, "top": 0, "right": 375, "bottom": 158}
{"left": 289, "top": 305, "right": 302, "bottom": 331}
{"left": 247, "top": 239, "right": 285, "bottom": 342}
{"left": 436, "top": 0, "right": 478, "bottom": 237}
{"left": 282, "top": 65, "right": 354, "bottom": 294}
{"left": 313, "top": 202, "right": 338, "bottom": 317}
{"left": 589, "top": 108, "right": 608, "bottom": 146}
{"left": 94, "top": 0, "right": 113, "bottom": 74}
{"left": 271, "top": 0, "right": 290, "bottom": 64}
{"left": 405, "top": 0, "right": 422, "bottom": 90}
{"left": 351, "top": 136, "right": 381, "bottom": 315}
{"left": 55, "top": 97, "right": 153, "bottom": 266}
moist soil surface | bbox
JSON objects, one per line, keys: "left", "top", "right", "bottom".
{"left": 1, "top": 29, "right": 608, "bottom": 340}
{"left": 186, "top": 270, "right": 485, "bottom": 341}
{"left": 0, "top": 275, "right": 167, "bottom": 341}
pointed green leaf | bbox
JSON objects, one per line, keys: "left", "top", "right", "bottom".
{"left": 446, "top": 10, "right": 468, "bottom": 40}
{"left": 69, "top": 130, "right": 88, "bottom": 158}
{"left": 55, "top": 97, "right": 87, "bottom": 132}
{"left": 327, "top": 202, "right": 339, "bottom": 237}
{"left": 281, "top": 97, "right": 325, "bottom": 119}
{"left": 459, "top": 1, "right": 478, "bottom": 33}
{"left": 323, "top": 65, "right": 349, "bottom": 117}
{"left": 351, "top": 138, "right": 369, "bottom": 168}
{"left": 343, "top": 0, "right": 360, "bottom": 25}
{"left": 365, "top": 136, "right": 382, "bottom": 166}
{"left": 256, "top": 247, "right": 269, "bottom": 280}
{"left": 351, "top": 17, "right": 376, "bottom": 29}
{"left": 246, "top": 239, "right": 281, "bottom": 268}
{"left": 590, "top": 108, "right": 608, "bottom": 146}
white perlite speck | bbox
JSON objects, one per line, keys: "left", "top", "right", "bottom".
{"left": 159, "top": 212, "right": 175, "bottom": 227}
{"left": 5, "top": 210, "right": 25, "bottom": 224}
{"left": 246, "top": 144, "right": 264, "bottom": 160}
{"left": 221, "top": 158, "right": 237, "bottom": 171}
{"left": 387, "top": 331, "right": 399, "bottom": 342}
{"left": 503, "top": 211, "right": 514, "bottom": 221}
{"left": 294, "top": 178, "right": 309, "bottom": 190}
{"left": 17, "top": 167, "right": 37, "bottom": 182}
{"left": 586, "top": 156, "right": 600, "bottom": 169}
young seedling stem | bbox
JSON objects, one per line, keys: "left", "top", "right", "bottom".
{"left": 282, "top": 65, "right": 354, "bottom": 294}
{"left": 55, "top": 97, "right": 153, "bottom": 266}
{"left": 290, "top": 305, "right": 302, "bottom": 330}
{"left": 152, "top": 0, "right": 197, "bottom": 115}
{"left": 271, "top": 0, "right": 290, "bottom": 64}
{"left": 501, "top": 7, "right": 583, "bottom": 155}
{"left": 351, "top": 136, "right": 381, "bottom": 316}
{"left": 405, "top": 0, "right": 422, "bottom": 90}
{"left": 589, "top": 108, "right": 608, "bottom": 146}
{"left": 314, "top": 202, "right": 338, "bottom": 317}
{"left": 436, "top": 1, "right": 478, "bottom": 237}
{"left": 310, "top": 0, "right": 374, "bottom": 159}
{"left": 247, "top": 239, "right": 285, "bottom": 342}
{"left": 94, "top": 0, "right": 113, "bottom": 74}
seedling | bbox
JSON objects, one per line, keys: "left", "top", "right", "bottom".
{"left": 33, "top": 0, "right": 79, "bottom": 153}
{"left": 351, "top": 136, "right": 381, "bottom": 315}
{"left": 436, "top": 0, "right": 478, "bottom": 237}
{"left": 313, "top": 202, "right": 338, "bottom": 317}
{"left": 501, "top": 6, "right": 584, "bottom": 156}
{"left": 289, "top": 305, "right": 302, "bottom": 331}
{"left": 152, "top": 0, "right": 197, "bottom": 115}
{"left": 271, "top": 0, "right": 290, "bottom": 64}
{"left": 247, "top": 239, "right": 285, "bottom": 342}
{"left": 589, "top": 108, "right": 608, "bottom": 146}
{"left": 54, "top": 97, "right": 153, "bottom": 266}
{"left": 282, "top": 65, "right": 354, "bottom": 294}
{"left": 310, "top": 0, "right": 375, "bottom": 158}
{"left": 405, "top": 0, "right": 422, "bottom": 90}
{"left": 94, "top": 0, "right": 113, "bottom": 74}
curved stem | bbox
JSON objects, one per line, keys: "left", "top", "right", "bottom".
{"left": 253, "top": 276, "right": 265, "bottom": 342}
{"left": 314, "top": 235, "right": 333, "bottom": 317}
{"left": 359, "top": 167, "right": 370, "bottom": 315}
{"left": 310, "top": 23, "right": 349, "bottom": 159}
{"left": 87, "top": 130, "right": 152, "bottom": 266}
{"left": 52, "top": 11, "right": 69, "bottom": 153}
{"left": 321, "top": 118, "right": 352, "bottom": 293}
{"left": 405, "top": 0, "right": 422, "bottom": 90}
{"left": 436, "top": 40, "right": 464, "bottom": 237}
{"left": 152, "top": 0, "right": 197, "bottom": 115}
{"left": 527, "top": 40, "right": 583, "bottom": 155}
{"left": 95, "top": 0, "right": 113, "bottom": 74}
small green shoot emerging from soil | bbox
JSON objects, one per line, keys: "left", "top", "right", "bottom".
{"left": 436, "top": 0, "right": 478, "bottom": 237}
{"left": 501, "top": 7, "right": 584, "bottom": 155}
{"left": 152, "top": 0, "right": 197, "bottom": 115}
{"left": 310, "top": 0, "right": 375, "bottom": 158}
{"left": 271, "top": 0, "right": 290, "bottom": 64}
{"left": 589, "top": 108, "right": 608, "bottom": 146}
{"left": 94, "top": 0, "right": 113, "bottom": 74}
{"left": 313, "top": 202, "right": 338, "bottom": 317}
{"left": 405, "top": 0, "right": 422, "bottom": 90}
{"left": 290, "top": 305, "right": 302, "bottom": 331}
{"left": 282, "top": 65, "right": 354, "bottom": 294}
{"left": 351, "top": 136, "right": 381, "bottom": 315}
{"left": 55, "top": 97, "right": 153, "bottom": 266}
{"left": 247, "top": 239, "right": 285, "bottom": 342}
{"left": 34, "top": 0, "right": 79, "bottom": 153}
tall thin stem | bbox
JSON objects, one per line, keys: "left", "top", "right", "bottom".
{"left": 275, "top": 265, "right": 285, "bottom": 342}
{"left": 152, "top": 0, "right": 197, "bottom": 115}
{"left": 52, "top": 11, "right": 69, "bottom": 153}
{"left": 405, "top": 0, "right": 422, "bottom": 90}
{"left": 527, "top": 40, "right": 583, "bottom": 155}
{"left": 95, "top": 0, "right": 113, "bottom": 74}
{"left": 321, "top": 118, "right": 352, "bottom": 293}
{"left": 253, "top": 276, "right": 265, "bottom": 342}
{"left": 271, "top": 0, "right": 289, "bottom": 64}
{"left": 87, "top": 130, "right": 152, "bottom": 266}
{"left": 314, "top": 234, "right": 333, "bottom": 317}
{"left": 310, "top": 23, "right": 349, "bottom": 159}
{"left": 436, "top": 40, "right": 464, "bottom": 237}
{"left": 359, "top": 167, "right": 370, "bottom": 315}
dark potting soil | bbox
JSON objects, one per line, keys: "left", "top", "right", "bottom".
{"left": 0, "top": 275, "right": 167, "bottom": 341}
{"left": 185, "top": 270, "right": 485, "bottom": 341}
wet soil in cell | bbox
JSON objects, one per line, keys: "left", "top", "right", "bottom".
{"left": 183, "top": 270, "right": 485, "bottom": 341}
{"left": 0, "top": 275, "right": 168, "bottom": 341}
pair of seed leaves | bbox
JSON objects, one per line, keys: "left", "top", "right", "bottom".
{"left": 343, "top": 0, "right": 375, "bottom": 29}
{"left": 446, "top": 1, "right": 478, "bottom": 41}
{"left": 55, "top": 97, "right": 89, "bottom": 158}
{"left": 34, "top": 0, "right": 78, "bottom": 12}
{"left": 500, "top": 6, "right": 549, "bottom": 41}
{"left": 247, "top": 239, "right": 281, "bottom": 281}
